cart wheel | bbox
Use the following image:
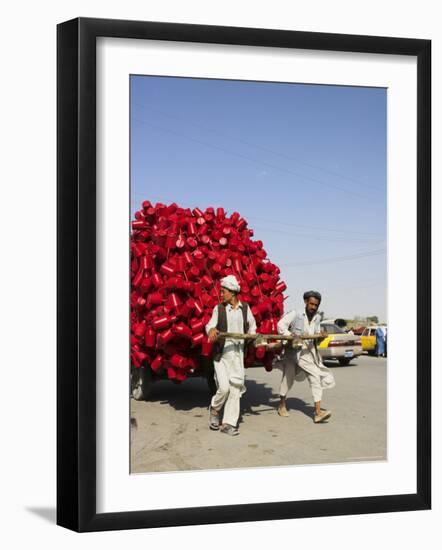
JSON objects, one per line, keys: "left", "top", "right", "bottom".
{"left": 131, "top": 365, "right": 153, "bottom": 400}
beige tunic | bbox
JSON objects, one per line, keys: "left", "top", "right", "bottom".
{"left": 297, "top": 315, "right": 335, "bottom": 400}
{"left": 276, "top": 310, "right": 335, "bottom": 402}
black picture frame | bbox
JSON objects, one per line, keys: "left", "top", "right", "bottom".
{"left": 57, "top": 17, "right": 431, "bottom": 532}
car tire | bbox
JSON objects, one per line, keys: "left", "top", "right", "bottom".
{"left": 131, "top": 365, "right": 153, "bottom": 401}
{"left": 338, "top": 357, "right": 351, "bottom": 366}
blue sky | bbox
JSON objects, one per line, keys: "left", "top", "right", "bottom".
{"left": 130, "top": 75, "right": 387, "bottom": 321}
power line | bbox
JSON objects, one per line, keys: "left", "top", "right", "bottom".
{"left": 246, "top": 216, "right": 383, "bottom": 238}
{"left": 132, "top": 101, "right": 385, "bottom": 192}
{"left": 132, "top": 117, "right": 371, "bottom": 200}
{"left": 251, "top": 224, "right": 383, "bottom": 244}
{"left": 279, "top": 248, "right": 386, "bottom": 267}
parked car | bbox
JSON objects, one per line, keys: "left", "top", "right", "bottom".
{"left": 361, "top": 326, "right": 377, "bottom": 354}
{"left": 361, "top": 325, "right": 387, "bottom": 355}
{"left": 318, "top": 321, "right": 362, "bottom": 365}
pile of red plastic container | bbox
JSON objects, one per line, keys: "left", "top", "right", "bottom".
{"left": 131, "top": 201, "right": 287, "bottom": 381}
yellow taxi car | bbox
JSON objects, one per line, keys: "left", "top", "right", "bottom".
{"left": 318, "top": 321, "right": 362, "bottom": 366}
{"left": 360, "top": 326, "right": 387, "bottom": 354}
{"left": 361, "top": 326, "right": 377, "bottom": 354}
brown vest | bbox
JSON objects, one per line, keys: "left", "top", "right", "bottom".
{"left": 212, "top": 302, "right": 250, "bottom": 362}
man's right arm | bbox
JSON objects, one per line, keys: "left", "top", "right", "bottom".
{"left": 205, "top": 306, "right": 219, "bottom": 343}
{"left": 277, "top": 310, "right": 296, "bottom": 336}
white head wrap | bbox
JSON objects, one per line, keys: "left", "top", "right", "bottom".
{"left": 220, "top": 274, "right": 241, "bottom": 293}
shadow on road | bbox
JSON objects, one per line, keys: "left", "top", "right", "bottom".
{"left": 136, "top": 374, "right": 278, "bottom": 415}
{"left": 238, "top": 381, "right": 317, "bottom": 423}
{"left": 142, "top": 377, "right": 211, "bottom": 411}
{"left": 284, "top": 397, "right": 316, "bottom": 419}
{"left": 240, "top": 378, "right": 278, "bottom": 420}
{"left": 133, "top": 363, "right": 355, "bottom": 418}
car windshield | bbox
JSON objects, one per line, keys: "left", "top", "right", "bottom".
{"left": 321, "top": 323, "right": 345, "bottom": 334}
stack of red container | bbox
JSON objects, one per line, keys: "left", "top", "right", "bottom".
{"left": 130, "top": 201, "right": 287, "bottom": 381}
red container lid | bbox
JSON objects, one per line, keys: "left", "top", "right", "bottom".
{"left": 176, "top": 236, "right": 186, "bottom": 248}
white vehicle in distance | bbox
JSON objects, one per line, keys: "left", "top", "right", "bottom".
{"left": 318, "top": 320, "right": 363, "bottom": 366}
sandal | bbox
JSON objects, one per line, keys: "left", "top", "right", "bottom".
{"left": 208, "top": 405, "right": 220, "bottom": 430}
{"left": 314, "top": 410, "right": 332, "bottom": 423}
{"left": 278, "top": 405, "right": 289, "bottom": 417}
{"left": 220, "top": 424, "right": 239, "bottom": 436}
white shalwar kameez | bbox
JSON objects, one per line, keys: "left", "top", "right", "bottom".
{"left": 205, "top": 302, "right": 256, "bottom": 427}
{"left": 276, "top": 310, "right": 335, "bottom": 403}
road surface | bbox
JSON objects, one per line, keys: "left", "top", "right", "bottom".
{"left": 130, "top": 355, "right": 386, "bottom": 473}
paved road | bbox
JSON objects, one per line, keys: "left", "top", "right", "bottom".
{"left": 130, "top": 355, "right": 386, "bottom": 473}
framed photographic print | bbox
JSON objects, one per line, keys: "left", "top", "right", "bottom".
{"left": 57, "top": 17, "right": 431, "bottom": 532}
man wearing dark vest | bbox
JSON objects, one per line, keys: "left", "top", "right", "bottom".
{"left": 206, "top": 275, "right": 257, "bottom": 436}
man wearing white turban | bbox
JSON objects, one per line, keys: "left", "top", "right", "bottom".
{"left": 205, "top": 275, "right": 256, "bottom": 435}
